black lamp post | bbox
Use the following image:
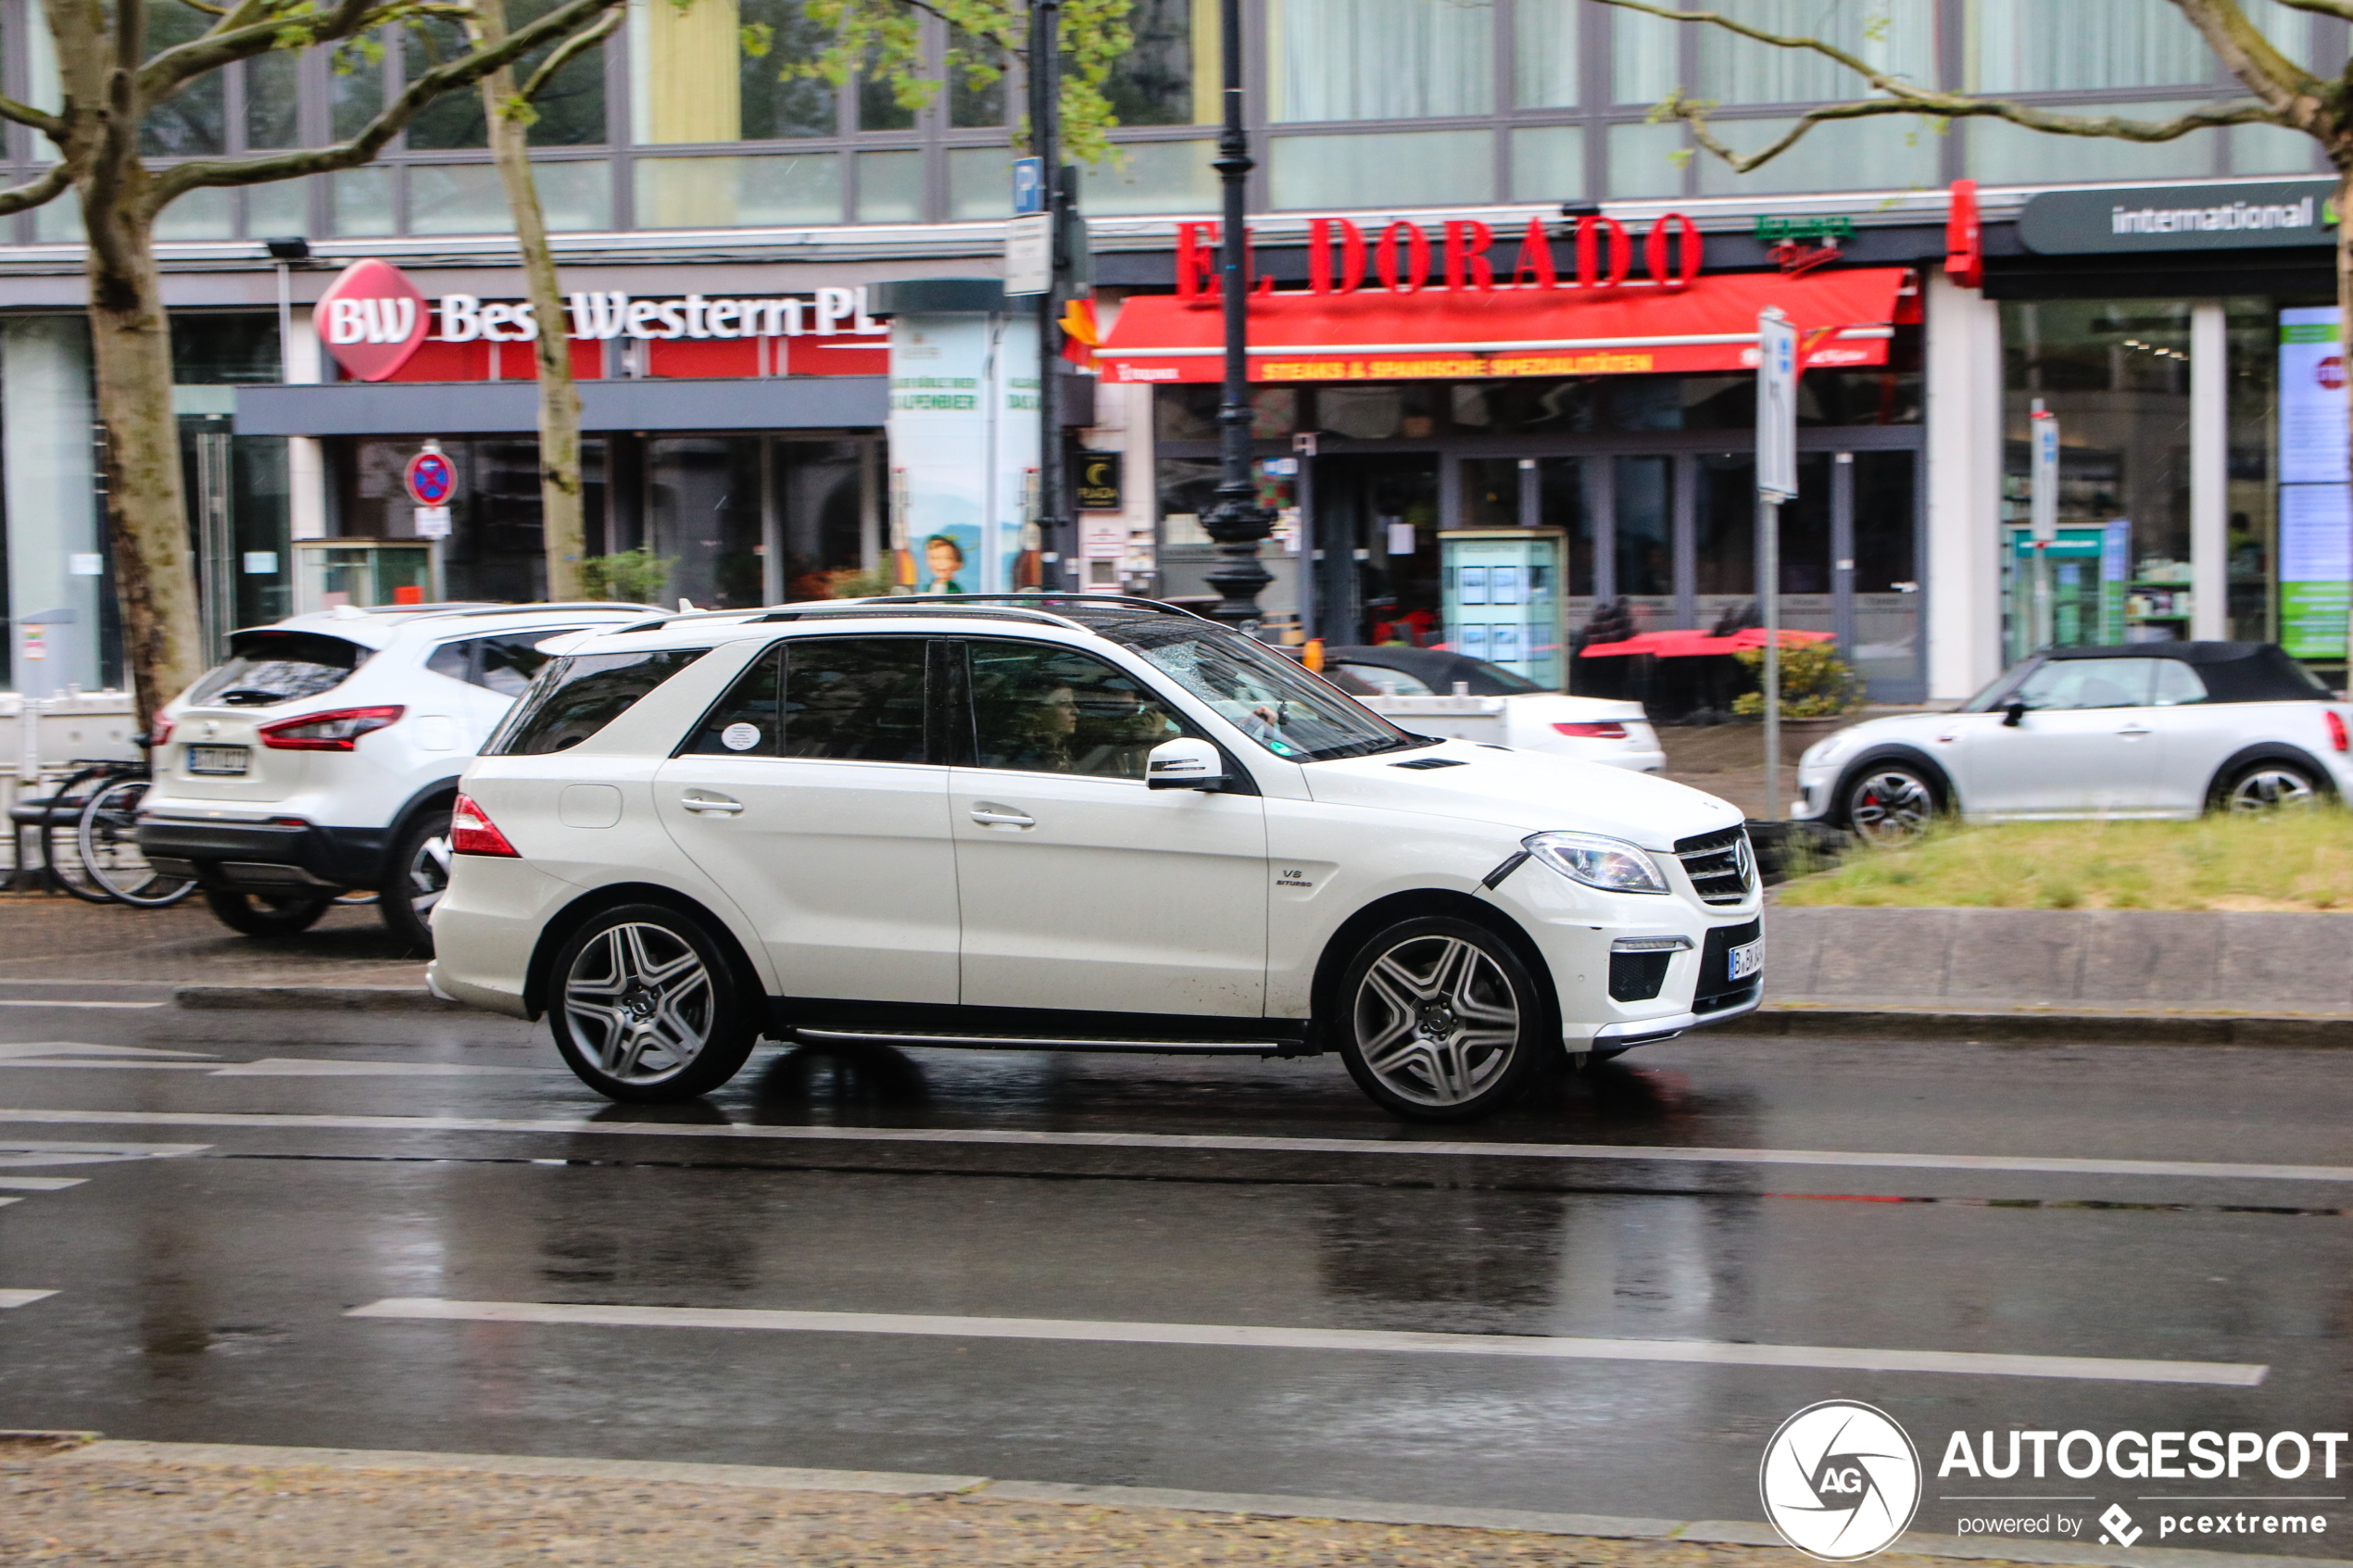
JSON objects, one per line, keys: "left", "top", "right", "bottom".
{"left": 1026, "top": 0, "right": 1069, "bottom": 582}
{"left": 1199, "top": 0, "right": 1273, "bottom": 630}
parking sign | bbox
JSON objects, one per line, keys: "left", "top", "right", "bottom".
{"left": 1756, "top": 307, "right": 1798, "bottom": 500}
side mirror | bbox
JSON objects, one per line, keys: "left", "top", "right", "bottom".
{"left": 1147, "top": 736, "right": 1227, "bottom": 791}
{"left": 2002, "top": 699, "right": 2028, "bottom": 728}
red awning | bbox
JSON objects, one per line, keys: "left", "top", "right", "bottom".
{"left": 1097, "top": 268, "right": 1912, "bottom": 384}
{"left": 1580, "top": 628, "right": 1839, "bottom": 659}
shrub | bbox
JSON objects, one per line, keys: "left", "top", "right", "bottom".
{"left": 577, "top": 549, "right": 677, "bottom": 606}
{"left": 1731, "top": 640, "right": 1863, "bottom": 720}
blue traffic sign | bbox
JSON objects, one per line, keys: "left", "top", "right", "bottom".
{"left": 1012, "top": 157, "right": 1046, "bottom": 216}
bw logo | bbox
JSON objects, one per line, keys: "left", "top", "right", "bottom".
{"left": 1762, "top": 1401, "right": 1922, "bottom": 1562}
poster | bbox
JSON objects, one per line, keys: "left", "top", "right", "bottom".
{"left": 2278, "top": 306, "right": 2351, "bottom": 658}
{"left": 887, "top": 312, "right": 1039, "bottom": 596}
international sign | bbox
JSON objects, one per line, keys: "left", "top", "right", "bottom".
{"left": 2018, "top": 179, "right": 2334, "bottom": 255}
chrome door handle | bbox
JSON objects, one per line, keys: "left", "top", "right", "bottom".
{"left": 970, "top": 802, "right": 1035, "bottom": 828}
{"left": 682, "top": 795, "right": 744, "bottom": 815}
{"left": 2116, "top": 724, "right": 2153, "bottom": 736}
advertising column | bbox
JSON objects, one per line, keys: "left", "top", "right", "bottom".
{"left": 2277, "top": 306, "right": 2350, "bottom": 661}
{"left": 887, "top": 309, "right": 1040, "bottom": 595}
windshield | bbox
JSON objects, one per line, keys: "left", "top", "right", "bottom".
{"left": 1957, "top": 658, "right": 2040, "bottom": 712}
{"left": 185, "top": 630, "right": 368, "bottom": 707}
{"left": 1114, "top": 622, "right": 1422, "bottom": 762}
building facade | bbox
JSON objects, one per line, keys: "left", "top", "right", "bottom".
{"left": 0, "top": 0, "right": 2343, "bottom": 704}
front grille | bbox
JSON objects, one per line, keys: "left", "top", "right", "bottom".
{"left": 1608, "top": 949, "right": 1673, "bottom": 1002}
{"left": 1674, "top": 826, "right": 1755, "bottom": 906}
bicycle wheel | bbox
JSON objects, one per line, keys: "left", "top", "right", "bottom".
{"left": 77, "top": 776, "right": 195, "bottom": 908}
{"left": 41, "top": 766, "right": 124, "bottom": 902}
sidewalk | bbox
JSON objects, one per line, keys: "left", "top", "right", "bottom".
{"left": 0, "top": 892, "right": 426, "bottom": 989}
{"left": 8, "top": 1436, "right": 2333, "bottom": 1568}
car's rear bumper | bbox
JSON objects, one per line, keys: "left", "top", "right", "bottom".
{"left": 136, "top": 816, "right": 387, "bottom": 893}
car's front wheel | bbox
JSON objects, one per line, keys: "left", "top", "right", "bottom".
{"left": 1335, "top": 915, "right": 1545, "bottom": 1122}
{"left": 548, "top": 903, "right": 759, "bottom": 1103}
{"left": 1842, "top": 762, "right": 1941, "bottom": 847}
{"left": 380, "top": 807, "right": 453, "bottom": 953}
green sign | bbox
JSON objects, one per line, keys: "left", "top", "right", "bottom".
{"left": 1754, "top": 215, "right": 1856, "bottom": 245}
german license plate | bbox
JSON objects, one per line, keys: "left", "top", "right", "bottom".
{"left": 1728, "top": 938, "right": 1763, "bottom": 982}
{"left": 187, "top": 745, "right": 249, "bottom": 775}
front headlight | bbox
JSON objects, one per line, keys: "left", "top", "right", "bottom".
{"left": 1523, "top": 830, "right": 1671, "bottom": 895}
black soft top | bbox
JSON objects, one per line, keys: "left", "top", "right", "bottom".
{"left": 2044, "top": 641, "right": 2331, "bottom": 703}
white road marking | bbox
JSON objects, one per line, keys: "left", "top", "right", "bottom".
{"left": 0, "top": 1289, "right": 57, "bottom": 1308}
{"left": 0, "top": 1197, "right": 17, "bottom": 1207}
{"left": 0, "top": 1176, "right": 85, "bottom": 1191}
{"left": 205, "top": 1060, "right": 552, "bottom": 1077}
{"left": 347, "top": 1298, "right": 2267, "bottom": 1386}
{"left": 0, "top": 1107, "right": 2345, "bottom": 1184}
{"left": 0, "top": 1043, "right": 213, "bottom": 1060}
{"left": 0, "top": 1140, "right": 211, "bottom": 1169}
{"left": 0, "top": 999, "right": 165, "bottom": 1009}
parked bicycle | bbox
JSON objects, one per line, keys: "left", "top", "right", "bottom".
{"left": 20, "top": 756, "right": 197, "bottom": 908}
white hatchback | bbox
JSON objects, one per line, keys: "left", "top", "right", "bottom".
{"left": 137, "top": 601, "right": 658, "bottom": 947}
{"left": 1321, "top": 646, "right": 1666, "bottom": 772}
{"left": 429, "top": 596, "right": 1761, "bottom": 1121}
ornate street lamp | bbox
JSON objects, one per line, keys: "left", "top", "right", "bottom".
{"left": 1199, "top": 0, "right": 1274, "bottom": 630}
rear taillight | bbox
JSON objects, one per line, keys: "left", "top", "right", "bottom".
{"left": 149, "top": 711, "right": 174, "bottom": 748}
{"left": 257, "top": 705, "right": 404, "bottom": 751}
{"left": 1553, "top": 721, "right": 1629, "bottom": 740}
{"left": 449, "top": 793, "right": 519, "bottom": 858}
{"left": 2329, "top": 711, "right": 2348, "bottom": 754}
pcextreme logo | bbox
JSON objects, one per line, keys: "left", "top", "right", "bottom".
{"left": 1760, "top": 1401, "right": 1924, "bottom": 1562}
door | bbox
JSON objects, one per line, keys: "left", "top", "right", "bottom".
{"left": 948, "top": 638, "right": 1268, "bottom": 1017}
{"left": 1951, "top": 657, "right": 2169, "bottom": 816}
{"left": 1312, "top": 455, "right": 1441, "bottom": 646}
{"left": 653, "top": 635, "right": 961, "bottom": 1003}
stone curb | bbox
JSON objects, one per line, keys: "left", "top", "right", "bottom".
{"left": 22, "top": 1438, "right": 2344, "bottom": 1568}
{"left": 166, "top": 983, "right": 2353, "bottom": 1047}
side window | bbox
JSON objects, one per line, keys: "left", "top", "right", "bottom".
{"left": 424, "top": 641, "right": 473, "bottom": 684}
{"left": 1334, "top": 662, "right": 1432, "bottom": 696}
{"left": 2151, "top": 660, "right": 2208, "bottom": 707}
{"left": 966, "top": 639, "right": 1188, "bottom": 778}
{"left": 486, "top": 649, "right": 707, "bottom": 755}
{"left": 681, "top": 646, "right": 783, "bottom": 756}
{"left": 782, "top": 638, "right": 929, "bottom": 762}
{"left": 2013, "top": 659, "right": 2156, "bottom": 711}
{"left": 479, "top": 633, "right": 564, "bottom": 696}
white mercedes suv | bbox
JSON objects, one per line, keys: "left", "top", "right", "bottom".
{"left": 429, "top": 596, "right": 1761, "bottom": 1121}
{"left": 138, "top": 601, "right": 658, "bottom": 948}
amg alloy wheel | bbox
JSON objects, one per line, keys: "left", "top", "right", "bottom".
{"left": 548, "top": 904, "right": 758, "bottom": 1102}
{"left": 1844, "top": 766, "right": 1938, "bottom": 847}
{"left": 1336, "top": 916, "right": 1541, "bottom": 1121}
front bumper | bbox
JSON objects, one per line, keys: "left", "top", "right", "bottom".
{"left": 137, "top": 815, "right": 388, "bottom": 894}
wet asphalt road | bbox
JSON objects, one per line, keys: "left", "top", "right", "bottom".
{"left": 0, "top": 991, "right": 2347, "bottom": 1555}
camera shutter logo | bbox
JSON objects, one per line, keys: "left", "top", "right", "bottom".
{"left": 1760, "top": 1400, "right": 1922, "bottom": 1562}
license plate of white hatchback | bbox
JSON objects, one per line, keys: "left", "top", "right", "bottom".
{"left": 186, "top": 745, "right": 250, "bottom": 775}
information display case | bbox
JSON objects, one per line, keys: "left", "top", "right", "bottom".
{"left": 1439, "top": 529, "right": 1567, "bottom": 689}
{"left": 293, "top": 539, "right": 442, "bottom": 614}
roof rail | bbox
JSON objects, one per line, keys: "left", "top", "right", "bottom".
{"left": 853, "top": 592, "right": 1216, "bottom": 623}
{"left": 441, "top": 601, "right": 666, "bottom": 618}
{"left": 756, "top": 603, "right": 1089, "bottom": 632}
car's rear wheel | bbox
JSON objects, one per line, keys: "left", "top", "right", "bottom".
{"left": 2219, "top": 759, "right": 2323, "bottom": 813}
{"left": 204, "top": 889, "right": 333, "bottom": 936}
{"left": 1843, "top": 763, "right": 1941, "bottom": 847}
{"left": 1335, "top": 916, "right": 1544, "bottom": 1122}
{"left": 548, "top": 903, "right": 758, "bottom": 1103}
{"left": 379, "top": 807, "right": 453, "bottom": 953}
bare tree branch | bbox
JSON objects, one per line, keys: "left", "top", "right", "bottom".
{"left": 2271, "top": 0, "right": 2353, "bottom": 21}
{"left": 0, "top": 162, "right": 73, "bottom": 217}
{"left": 145, "top": 0, "right": 623, "bottom": 207}
{"left": 138, "top": 0, "right": 397, "bottom": 94}
{"left": 0, "top": 94, "right": 67, "bottom": 136}
{"left": 513, "top": 5, "right": 618, "bottom": 107}
{"left": 2172, "top": 0, "right": 2327, "bottom": 127}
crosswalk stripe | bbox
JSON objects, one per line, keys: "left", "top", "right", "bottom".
{"left": 0, "top": 1107, "right": 2344, "bottom": 1184}
{"left": 346, "top": 1298, "right": 2267, "bottom": 1386}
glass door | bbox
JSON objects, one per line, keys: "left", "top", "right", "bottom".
{"left": 1613, "top": 456, "right": 1675, "bottom": 634}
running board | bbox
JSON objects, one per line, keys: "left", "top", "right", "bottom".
{"left": 791, "top": 1027, "right": 1298, "bottom": 1056}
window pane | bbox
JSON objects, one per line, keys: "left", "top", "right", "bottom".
{"left": 405, "top": 21, "right": 488, "bottom": 149}
{"left": 1697, "top": 0, "right": 1932, "bottom": 105}
{"left": 1536, "top": 457, "right": 1595, "bottom": 599}
{"left": 968, "top": 641, "right": 1186, "bottom": 777}
{"left": 332, "top": 168, "right": 395, "bottom": 236}
{"left": 742, "top": 0, "right": 839, "bottom": 137}
{"left": 409, "top": 161, "right": 612, "bottom": 234}
{"left": 947, "top": 146, "right": 1013, "bottom": 219}
{"left": 782, "top": 638, "right": 930, "bottom": 762}
{"left": 1970, "top": 101, "right": 2218, "bottom": 182}
{"left": 1510, "top": 125, "right": 1584, "bottom": 202}
{"left": 634, "top": 153, "right": 842, "bottom": 226}
{"left": 1107, "top": 0, "right": 1210, "bottom": 125}
{"left": 157, "top": 188, "right": 234, "bottom": 242}
{"left": 1084, "top": 140, "right": 1217, "bottom": 215}
{"left": 2233, "top": 121, "right": 2314, "bottom": 174}
{"left": 1267, "top": 130, "right": 1492, "bottom": 209}
{"left": 1607, "top": 120, "right": 1682, "bottom": 198}
{"left": 683, "top": 646, "right": 784, "bottom": 755}
{"left": 949, "top": 28, "right": 1007, "bottom": 128}
{"left": 857, "top": 150, "right": 924, "bottom": 221}
{"left": 1697, "top": 115, "right": 1936, "bottom": 195}
{"left": 1516, "top": 0, "right": 1579, "bottom": 108}
{"left": 1612, "top": 2, "right": 1678, "bottom": 104}
{"left": 648, "top": 437, "right": 764, "bottom": 606}
{"left": 247, "top": 177, "right": 312, "bottom": 239}
{"left": 331, "top": 41, "right": 384, "bottom": 142}
{"left": 1270, "top": 0, "right": 1491, "bottom": 121}
{"left": 142, "top": 2, "right": 227, "bottom": 155}
{"left": 514, "top": 0, "right": 610, "bottom": 144}
{"left": 247, "top": 51, "right": 303, "bottom": 149}
{"left": 1973, "top": 0, "right": 2214, "bottom": 91}
{"left": 861, "top": 72, "right": 917, "bottom": 131}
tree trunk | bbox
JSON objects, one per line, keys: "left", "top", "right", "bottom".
{"left": 475, "top": 0, "right": 585, "bottom": 602}
{"left": 84, "top": 192, "right": 203, "bottom": 727}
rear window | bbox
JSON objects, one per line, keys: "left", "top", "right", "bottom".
{"left": 426, "top": 632, "right": 577, "bottom": 697}
{"left": 484, "top": 649, "right": 707, "bottom": 756}
{"left": 185, "top": 631, "right": 369, "bottom": 708}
